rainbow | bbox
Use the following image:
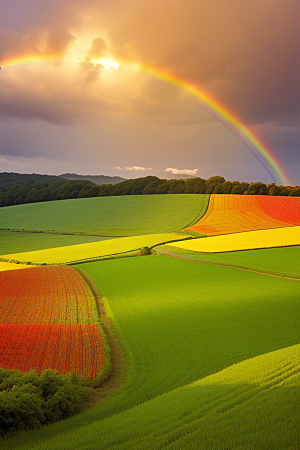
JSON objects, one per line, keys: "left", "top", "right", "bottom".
{"left": 0, "top": 54, "right": 291, "bottom": 185}
{"left": 140, "top": 66, "right": 290, "bottom": 185}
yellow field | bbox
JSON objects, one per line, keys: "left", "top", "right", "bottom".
{"left": 1, "top": 233, "right": 187, "bottom": 264}
{"left": 0, "top": 261, "right": 37, "bottom": 272}
{"left": 169, "top": 226, "right": 300, "bottom": 253}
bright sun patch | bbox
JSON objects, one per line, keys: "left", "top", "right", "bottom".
{"left": 91, "top": 57, "right": 119, "bottom": 69}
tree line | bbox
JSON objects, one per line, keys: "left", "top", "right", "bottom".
{"left": 0, "top": 176, "right": 299, "bottom": 208}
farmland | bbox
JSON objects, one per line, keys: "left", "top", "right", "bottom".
{"left": 0, "top": 194, "right": 209, "bottom": 236}
{"left": 0, "top": 266, "right": 108, "bottom": 379}
{"left": 3, "top": 255, "right": 300, "bottom": 450}
{"left": 168, "top": 226, "right": 300, "bottom": 253}
{"left": 0, "top": 193, "right": 299, "bottom": 449}
{"left": 186, "top": 194, "right": 300, "bottom": 235}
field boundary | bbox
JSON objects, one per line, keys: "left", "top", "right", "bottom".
{"left": 75, "top": 268, "right": 126, "bottom": 406}
{"left": 155, "top": 251, "right": 300, "bottom": 280}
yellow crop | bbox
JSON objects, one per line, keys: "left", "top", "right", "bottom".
{"left": 0, "top": 262, "right": 36, "bottom": 272}
{"left": 170, "top": 226, "right": 300, "bottom": 253}
{"left": 1, "top": 233, "right": 187, "bottom": 264}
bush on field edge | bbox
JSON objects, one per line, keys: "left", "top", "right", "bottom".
{"left": 0, "top": 368, "right": 92, "bottom": 437}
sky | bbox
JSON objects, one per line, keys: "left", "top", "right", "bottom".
{"left": 0, "top": 0, "right": 299, "bottom": 185}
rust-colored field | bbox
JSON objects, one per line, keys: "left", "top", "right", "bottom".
{"left": 0, "top": 324, "right": 105, "bottom": 378}
{"left": 185, "top": 195, "right": 299, "bottom": 236}
{"left": 0, "top": 266, "right": 105, "bottom": 378}
{"left": 0, "top": 266, "right": 97, "bottom": 324}
{"left": 256, "top": 196, "right": 300, "bottom": 225}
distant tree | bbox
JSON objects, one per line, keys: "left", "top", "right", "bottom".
{"left": 289, "top": 187, "right": 300, "bottom": 196}
{"left": 244, "top": 182, "right": 268, "bottom": 195}
{"left": 267, "top": 183, "right": 281, "bottom": 196}
{"left": 222, "top": 181, "right": 236, "bottom": 194}
{"left": 193, "top": 178, "right": 206, "bottom": 194}
{"left": 155, "top": 183, "right": 170, "bottom": 194}
{"left": 231, "top": 182, "right": 249, "bottom": 194}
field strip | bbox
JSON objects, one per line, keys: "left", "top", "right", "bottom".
{"left": 157, "top": 252, "right": 300, "bottom": 280}
{"left": 0, "top": 261, "right": 37, "bottom": 271}
{"left": 169, "top": 226, "right": 300, "bottom": 253}
{"left": 0, "top": 233, "right": 188, "bottom": 265}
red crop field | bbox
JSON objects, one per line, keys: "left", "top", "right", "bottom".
{"left": 256, "top": 196, "right": 300, "bottom": 225}
{"left": 0, "top": 324, "right": 105, "bottom": 378}
{"left": 0, "top": 266, "right": 97, "bottom": 324}
{"left": 0, "top": 266, "right": 106, "bottom": 378}
{"left": 186, "top": 194, "right": 299, "bottom": 236}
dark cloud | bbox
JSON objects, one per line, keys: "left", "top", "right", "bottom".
{"left": 0, "top": 0, "right": 299, "bottom": 184}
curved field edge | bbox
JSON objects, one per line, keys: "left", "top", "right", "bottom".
{"left": 0, "top": 266, "right": 112, "bottom": 387}
{"left": 167, "top": 226, "right": 300, "bottom": 253}
{"left": 4, "top": 344, "right": 299, "bottom": 450}
{"left": 0, "top": 194, "right": 210, "bottom": 237}
{"left": 156, "top": 245, "right": 300, "bottom": 279}
{"left": 185, "top": 194, "right": 300, "bottom": 236}
{"left": 4, "top": 256, "right": 299, "bottom": 449}
{"left": 0, "top": 233, "right": 191, "bottom": 265}
{"left": 0, "top": 231, "right": 113, "bottom": 256}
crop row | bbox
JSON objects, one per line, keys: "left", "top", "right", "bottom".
{"left": 0, "top": 266, "right": 98, "bottom": 324}
{"left": 186, "top": 195, "right": 300, "bottom": 236}
{"left": 256, "top": 196, "right": 300, "bottom": 224}
{"left": 0, "top": 323, "right": 105, "bottom": 378}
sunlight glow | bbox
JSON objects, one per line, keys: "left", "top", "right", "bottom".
{"left": 91, "top": 58, "right": 119, "bottom": 69}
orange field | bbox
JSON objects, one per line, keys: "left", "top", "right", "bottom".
{"left": 0, "top": 266, "right": 105, "bottom": 378}
{"left": 185, "top": 194, "right": 300, "bottom": 236}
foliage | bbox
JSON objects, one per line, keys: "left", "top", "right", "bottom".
{"left": 0, "top": 174, "right": 298, "bottom": 208}
{"left": 0, "top": 368, "right": 92, "bottom": 436}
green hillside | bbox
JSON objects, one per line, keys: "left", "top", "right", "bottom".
{"left": 157, "top": 245, "right": 300, "bottom": 278}
{"left": 5, "top": 256, "right": 299, "bottom": 449}
{"left": 0, "top": 194, "right": 209, "bottom": 236}
{"left": 0, "top": 231, "right": 111, "bottom": 255}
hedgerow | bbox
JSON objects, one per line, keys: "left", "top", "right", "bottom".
{"left": 0, "top": 368, "right": 92, "bottom": 436}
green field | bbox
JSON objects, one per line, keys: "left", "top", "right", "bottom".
{"left": 0, "top": 231, "right": 111, "bottom": 255}
{"left": 0, "top": 194, "right": 209, "bottom": 236}
{"left": 157, "top": 245, "right": 300, "bottom": 278}
{"left": 5, "top": 256, "right": 300, "bottom": 449}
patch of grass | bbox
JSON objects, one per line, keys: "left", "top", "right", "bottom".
{"left": 158, "top": 245, "right": 300, "bottom": 278}
{"left": 4, "top": 256, "right": 299, "bottom": 449}
{"left": 0, "top": 194, "right": 209, "bottom": 236}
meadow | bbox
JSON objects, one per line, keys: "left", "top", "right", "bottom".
{"left": 0, "top": 193, "right": 299, "bottom": 449}
{"left": 0, "top": 194, "right": 209, "bottom": 236}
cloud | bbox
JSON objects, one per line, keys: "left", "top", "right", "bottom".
{"left": 115, "top": 166, "right": 152, "bottom": 171}
{"left": 165, "top": 168, "right": 199, "bottom": 176}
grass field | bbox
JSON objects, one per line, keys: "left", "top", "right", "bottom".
{"left": 0, "top": 194, "right": 209, "bottom": 236}
{"left": 1, "top": 233, "right": 189, "bottom": 264}
{"left": 157, "top": 245, "right": 300, "bottom": 278}
{"left": 4, "top": 255, "right": 300, "bottom": 449}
